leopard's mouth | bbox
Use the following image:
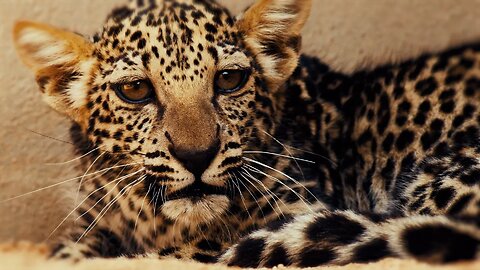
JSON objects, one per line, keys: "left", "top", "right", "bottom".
{"left": 166, "top": 181, "right": 228, "bottom": 201}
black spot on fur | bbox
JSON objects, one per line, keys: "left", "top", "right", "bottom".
{"left": 196, "top": 239, "right": 222, "bottom": 252}
{"left": 204, "top": 22, "right": 218, "bottom": 33}
{"left": 265, "top": 215, "right": 294, "bottom": 232}
{"left": 403, "top": 224, "right": 479, "bottom": 262}
{"left": 207, "top": 46, "right": 218, "bottom": 64}
{"left": 459, "top": 168, "right": 480, "bottom": 186}
{"left": 192, "top": 253, "right": 217, "bottom": 263}
{"left": 415, "top": 77, "right": 438, "bottom": 96}
{"left": 158, "top": 247, "right": 178, "bottom": 256}
{"left": 448, "top": 193, "right": 474, "bottom": 215}
{"left": 227, "top": 238, "right": 265, "bottom": 267}
{"left": 432, "top": 187, "right": 456, "bottom": 209}
{"left": 306, "top": 214, "right": 366, "bottom": 245}
{"left": 110, "top": 7, "right": 134, "bottom": 22}
{"left": 264, "top": 244, "right": 292, "bottom": 267}
{"left": 353, "top": 238, "right": 392, "bottom": 262}
{"left": 298, "top": 247, "right": 336, "bottom": 267}
{"left": 395, "top": 130, "right": 415, "bottom": 151}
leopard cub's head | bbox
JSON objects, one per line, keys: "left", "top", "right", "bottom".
{"left": 13, "top": 0, "right": 311, "bottom": 223}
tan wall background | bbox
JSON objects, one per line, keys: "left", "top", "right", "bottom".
{"left": 1, "top": 0, "right": 480, "bottom": 243}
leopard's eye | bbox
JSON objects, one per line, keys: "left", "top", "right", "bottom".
{"left": 114, "top": 80, "right": 154, "bottom": 104}
{"left": 214, "top": 69, "right": 250, "bottom": 93}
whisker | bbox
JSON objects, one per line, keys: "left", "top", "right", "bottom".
{"left": 238, "top": 171, "right": 283, "bottom": 219}
{"left": 232, "top": 172, "right": 267, "bottom": 222}
{"left": 244, "top": 163, "right": 314, "bottom": 213}
{"left": 134, "top": 183, "right": 152, "bottom": 234}
{"left": 75, "top": 152, "right": 107, "bottom": 204}
{"left": 216, "top": 210, "right": 234, "bottom": 242}
{"left": 149, "top": 187, "right": 161, "bottom": 236}
{"left": 26, "top": 128, "right": 74, "bottom": 145}
{"left": 45, "top": 146, "right": 102, "bottom": 166}
{"left": 205, "top": 200, "right": 235, "bottom": 242}
{"left": 261, "top": 129, "right": 308, "bottom": 182}
{"left": 243, "top": 150, "right": 315, "bottom": 164}
{"left": 0, "top": 162, "right": 140, "bottom": 203}
{"left": 244, "top": 157, "right": 321, "bottom": 204}
{"left": 75, "top": 168, "right": 144, "bottom": 221}
{"left": 76, "top": 174, "right": 145, "bottom": 243}
{"left": 228, "top": 172, "right": 253, "bottom": 221}
{"left": 161, "top": 185, "right": 167, "bottom": 205}
{"left": 258, "top": 127, "right": 337, "bottom": 167}
{"left": 197, "top": 216, "right": 211, "bottom": 245}
{"left": 46, "top": 161, "right": 125, "bottom": 239}
{"left": 240, "top": 168, "right": 287, "bottom": 216}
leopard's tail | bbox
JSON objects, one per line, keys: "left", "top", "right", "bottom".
{"left": 220, "top": 210, "right": 480, "bottom": 267}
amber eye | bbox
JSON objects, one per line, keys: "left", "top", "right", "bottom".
{"left": 114, "top": 80, "right": 154, "bottom": 103}
{"left": 214, "top": 69, "right": 250, "bottom": 93}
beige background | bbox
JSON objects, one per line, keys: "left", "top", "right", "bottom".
{"left": 2, "top": 0, "right": 480, "bottom": 243}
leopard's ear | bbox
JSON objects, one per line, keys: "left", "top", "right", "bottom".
{"left": 13, "top": 21, "right": 96, "bottom": 122}
{"left": 236, "top": 0, "right": 311, "bottom": 91}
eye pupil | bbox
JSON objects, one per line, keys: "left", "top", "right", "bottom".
{"left": 133, "top": 81, "right": 142, "bottom": 89}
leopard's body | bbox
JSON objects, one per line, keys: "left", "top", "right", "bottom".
{"left": 13, "top": 0, "right": 480, "bottom": 267}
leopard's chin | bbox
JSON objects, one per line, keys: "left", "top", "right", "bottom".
{"left": 160, "top": 195, "right": 230, "bottom": 224}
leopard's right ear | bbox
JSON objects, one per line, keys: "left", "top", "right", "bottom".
{"left": 13, "top": 21, "right": 96, "bottom": 122}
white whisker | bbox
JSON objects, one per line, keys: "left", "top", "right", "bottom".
{"left": 75, "top": 168, "right": 144, "bottom": 221}
{"left": 76, "top": 174, "right": 145, "bottom": 243}
{"left": 257, "top": 127, "right": 337, "bottom": 167}
{"left": 228, "top": 172, "right": 253, "bottom": 221}
{"left": 243, "top": 150, "right": 315, "bottom": 164}
{"left": 240, "top": 168, "right": 287, "bottom": 215}
{"left": 244, "top": 163, "right": 314, "bottom": 213}
{"left": 244, "top": 157, "right": 321, "bottom": 204}
{"left": 0, "top": 162, "right": 140, "bottom": 203}
{"left": 75, "top": 152, "right": 106, "bottom": 204}
{"left": 149, "top": 187, "right": 161, "bottom": 236}
{"left": 45, "top": 146, "right": 102, "bottom": 165}
{"left": 261, "top": 129, "right": 308, "bottom": 181}
{"left": 46, "top": 161, "right": 124, "bottom": 239}
{"left": 238, "top": 171, "right": 283, "bottom": 219}
{"left": 232, "top": 172, "right": 267, "bottom": 221}
{"left": 134, "top": 183, "right": 152, "bottom": 234}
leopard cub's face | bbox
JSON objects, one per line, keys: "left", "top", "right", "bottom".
{"left": 13, "top": 0, "right": 311, "bottom": 223}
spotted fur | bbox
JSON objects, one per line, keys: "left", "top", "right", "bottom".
{"left": 13, "top": 0, "right": 480, "bottom": 267}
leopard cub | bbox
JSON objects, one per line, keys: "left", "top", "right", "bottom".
{"left": 13, "top": 0, "right": 480, "bottom": 267}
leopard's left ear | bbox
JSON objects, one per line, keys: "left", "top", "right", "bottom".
{"left": 13, "top": 21, "right": 95, "bottom": 122}
{"left": 236, "top": 0, "right": 311, "bottom": 91}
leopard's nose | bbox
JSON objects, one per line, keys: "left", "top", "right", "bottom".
{"left": 167, "top": 132, "right": 220, "bottom": 179}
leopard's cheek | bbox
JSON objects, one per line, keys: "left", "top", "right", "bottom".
{"left": 216, "top": 85, "right": 259, "bottom": 141}
{"left": 84, "top": 88, "right": 158, "bottom": 161}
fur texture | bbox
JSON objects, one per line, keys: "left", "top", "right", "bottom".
{"left": 2, "top": 2, "right": 480, "bottom": 270}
